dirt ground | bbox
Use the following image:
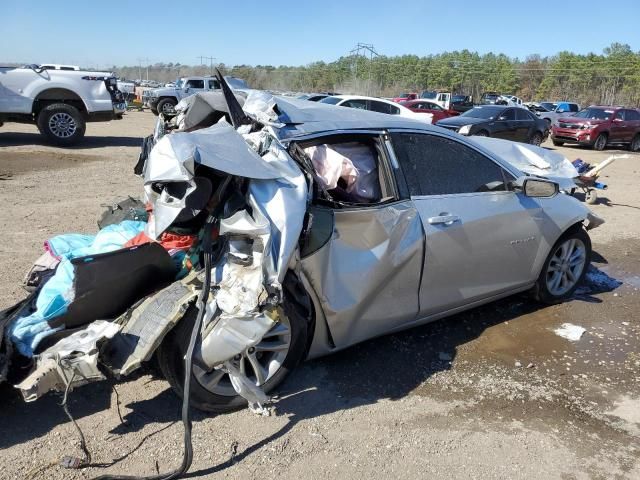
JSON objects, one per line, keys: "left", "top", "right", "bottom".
{"left": 0, "top": 113, "right": 639, "bottom": 480}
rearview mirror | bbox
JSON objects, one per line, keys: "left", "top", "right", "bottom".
{"left": 511, "top": 176, "right": 559, "bottom": 198}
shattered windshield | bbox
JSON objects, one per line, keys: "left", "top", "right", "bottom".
{"left": 573, "top": 108, "right": 612, "bottom": 120}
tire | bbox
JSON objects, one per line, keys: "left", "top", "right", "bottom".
{"left": 529, "top": 132, "right": 543, "bottom": 146}
{"left": 552, "top": 139, "right": 564, "bottom": 146}
{"left": 474, "top": 130, "right": 489, "bottom": 137}
{"left": 36, "top": 103, "right": 86, "bottom": 145}
{"left": 630, "top": 134, "right": 640, "bottom": 152}
{"left": 593, "top": 133, "right": 607, "bottom": 151}
{"left": 157, "top": 281, "right": 309, "bottom": 413}
{"left": 533, "top": 227, "right": 591, "bottom": 304}
{"left": 156, "top": 98, "right": 177, "bottom": 116}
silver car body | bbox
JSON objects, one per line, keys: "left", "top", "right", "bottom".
{"left": 248, "top": 96, "right": 598, "bottom": 359}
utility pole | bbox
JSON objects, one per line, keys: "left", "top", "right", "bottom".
{"left": 349, "top": 43, "right": 379, "bottom": 95}
{"left": 137, "top": 57, "right": 150, "bottom": 81}
{"left": 197, "top": 56, "right": 217, "bottom": 75}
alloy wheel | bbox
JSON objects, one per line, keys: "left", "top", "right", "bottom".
{"left": 594, "top": 135, "right": 607, "bottom": 150}
{"left": 193, "top": 316, "right": 292, "bottom": 396}
{"left": 48, "top": 112, "right": 77, "bottom": 138}
{"left": 545, "top": 238, "right": 587, "bottom": 296}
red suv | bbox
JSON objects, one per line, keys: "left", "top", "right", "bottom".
{"left": 551, "top": 105, "right": 640, "bottom": 151}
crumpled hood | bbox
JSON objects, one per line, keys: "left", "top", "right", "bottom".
{"left": 469, "top": 136, "right": 579, "bottom": 191}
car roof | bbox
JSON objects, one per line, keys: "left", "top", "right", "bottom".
{"left": 268, "top": 96, "right": 440, "bottom": 140}
{"left": 332, "top": 94, "right": 396, "bottom": 103}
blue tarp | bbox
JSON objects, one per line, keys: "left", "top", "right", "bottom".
{"left": 9, "top": 221, "right": 146, "bottom": 357}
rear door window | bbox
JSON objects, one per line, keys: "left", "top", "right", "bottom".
{"left": 371, "top": 101, "right": 400, "bottom": 115}
{"left": 391, "top": 133, "right": 512, "bottom": 196}
{"left": 516, "top": 109, "right": 532, "bottom": 121}
{"left": 624, "top": 110, "right": 640, "bottom": 121}
{"left": 341, "top": 99, "right": 368, "bottom": 110}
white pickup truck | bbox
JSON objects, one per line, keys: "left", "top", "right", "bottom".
{"left": 0, "top": 64, "right": 126, "bottom": 145}
{"left": 143, "top": 75, "right": 249, "bottom": 115}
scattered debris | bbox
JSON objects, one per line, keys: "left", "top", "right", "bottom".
{"left": 554, "top": 323, "right": 587, "bottom": 342}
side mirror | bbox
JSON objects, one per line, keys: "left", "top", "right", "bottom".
{"left": 511, "top": 176, "right": 559, "bottom": 198}
{"left": 184, "top": 87, "right": 190, "bottom": 93}
{"left": 498, "top": 116, "right": 507, "bottom": 121}
{"left": 613, "top": 117, "right": 623, "bottom": 122}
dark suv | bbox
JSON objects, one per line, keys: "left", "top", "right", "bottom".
{"left": 551, "top": 105, "right": 640, "bottom": 151}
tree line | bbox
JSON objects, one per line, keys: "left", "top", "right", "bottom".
{"left": 113, "top": 43, "right": 640, "bottom": 107}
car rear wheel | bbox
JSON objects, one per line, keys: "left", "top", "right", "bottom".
{"left": 593, "top": 133, "right": 608, "bottom": 151}
{"left": 157, "top": 283, "right": 309, "bottom": 413}
{"left": 533, "top": 227, "right": 591, "bottom": 304}
{"left": 36, "top": 103, "right": 86, "bottom": 145}
{"left": 156, "top": 98, "right": 177, "bottom": 115}
{"left": 529, "top": 132, "right": 543, "bottom": 146}
{"left": 630, "top": 134, "right": 640, "bottom": 152}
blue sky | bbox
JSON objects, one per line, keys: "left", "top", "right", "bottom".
{"left": 2, "top": 0, "right": 639, "bottom": 68}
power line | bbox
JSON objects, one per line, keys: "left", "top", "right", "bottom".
{"left": 197, "top": 56, "right": 217, "bottom": 75}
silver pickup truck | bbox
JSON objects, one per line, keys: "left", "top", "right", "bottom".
{"left": 143, "top": 75, "right": 248, "bottom": 115}
{"left": 0, "top": 64, "right": 126, "bottom": 145}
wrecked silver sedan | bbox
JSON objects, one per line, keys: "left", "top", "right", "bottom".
{"left": 1, "top": 79, "right": 603, "bottom": 416}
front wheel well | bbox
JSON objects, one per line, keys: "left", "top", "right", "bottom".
{"left": 33, "top": 88, "right": 86, "bottom": 116}
{"left": 283, "top": 270, "right": 316, "bottom": 357}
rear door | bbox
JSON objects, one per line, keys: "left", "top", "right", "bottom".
{"left": 610, "top": 109, "right": 629, "bottom": 142}
{"left": 390, "top": 131, "right": 544, "bottom": 316}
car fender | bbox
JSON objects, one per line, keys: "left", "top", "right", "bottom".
{"left": 530, "top": 194, "right": 599, "bottom": 277}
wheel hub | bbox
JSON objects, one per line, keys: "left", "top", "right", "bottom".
{"left": 545, "top": 237, "right": 587, "bottom": 296}
{"left": 193, "top": 316, "right": 292, "bottom": 397}
{"left": 49, "top": 112, "right": 77, "bottom": 138}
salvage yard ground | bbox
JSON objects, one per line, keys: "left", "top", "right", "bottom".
{"left": 0, "top": 112, "right": 639, "bottom": 479}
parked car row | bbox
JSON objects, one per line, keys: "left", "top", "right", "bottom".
{"left": 319, "top": 95, "right": 434, "bottom": 123}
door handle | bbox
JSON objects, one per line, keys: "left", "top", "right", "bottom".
{"left": 427, "top": 214, "right": 460, "bottom": 226}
